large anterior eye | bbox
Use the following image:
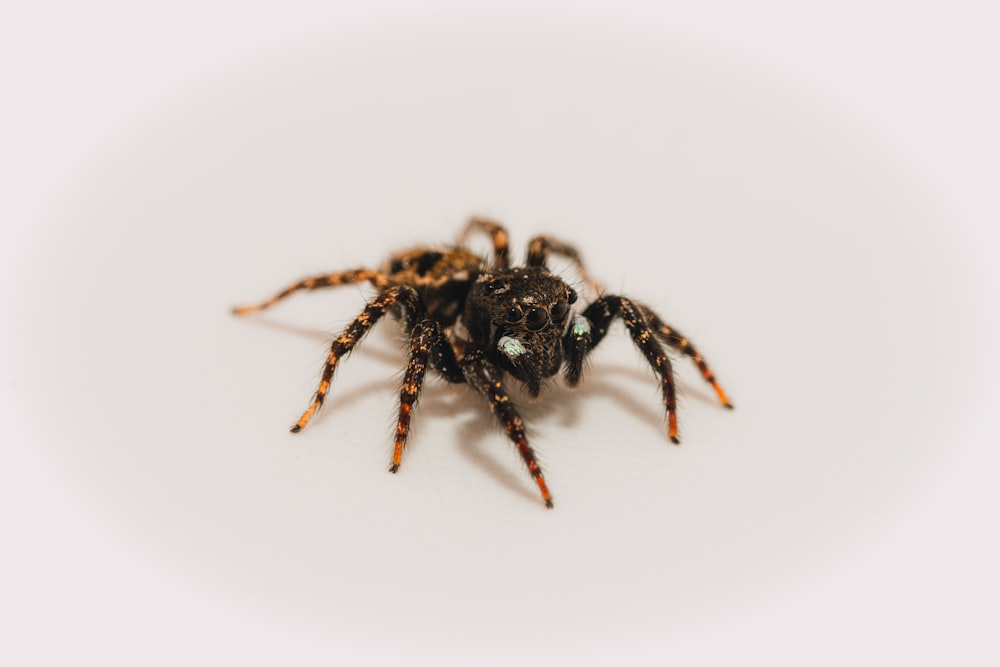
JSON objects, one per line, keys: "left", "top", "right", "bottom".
{"left": 551, "top": 300, "right": 569, "bottom": 322}
{"left": 525, "top": 307, "right": 548, "bottom": 330}
{"left": 567, "top": 288, "right": 578, "bottom": 304}
{"left": 505, "top": 306, "right": 523, "bottom": 322}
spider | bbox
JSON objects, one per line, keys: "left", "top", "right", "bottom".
{"left": 232, "top": 218, "right": 732, "bottom": 508}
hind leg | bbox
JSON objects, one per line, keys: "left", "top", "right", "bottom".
{"left": 457, "top": 217, "right": 511, "bottom": 270}
{"left": 526, "top": 235, "right": 604, "bottom": 296}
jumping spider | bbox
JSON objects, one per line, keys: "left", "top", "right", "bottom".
{"left": 233, "top": 218, "right": 732, "bottom": 508}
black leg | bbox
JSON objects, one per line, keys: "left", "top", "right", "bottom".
{"left": 637, "top": 305, "right": 733, "bottom": 409}
{"left": 579, "top": 295, "right": 682, "bottom": 443}
{"left": 460, "top": 351, "right": 554, "bottom": 508}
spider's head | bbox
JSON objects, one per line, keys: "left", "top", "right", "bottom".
{"left": 465, "top": 267, "right": 578, "bottom": 396}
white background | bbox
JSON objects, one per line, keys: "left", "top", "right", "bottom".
{"left": 2, "top": 1, "right": 999, "bottom": 665}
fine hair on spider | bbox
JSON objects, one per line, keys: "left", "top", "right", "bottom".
{"left": 233, "top": 217, "right": 733, "bottom": 508}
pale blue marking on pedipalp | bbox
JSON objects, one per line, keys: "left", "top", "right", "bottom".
{"left": 497, "top": 335, "right": 526, "bottom": 359}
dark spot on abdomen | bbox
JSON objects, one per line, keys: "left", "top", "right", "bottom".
{"left": 414, "top": 251, "right": 444, "bottom": 276}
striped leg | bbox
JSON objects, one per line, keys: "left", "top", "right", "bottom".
{"left": 290, "top": 285, "right": 418, "bottom": 433}
{"left": 638, "top": 305, "right": 734, "bottom": 409}
{"left": 582, "top": 296, "right": 682, "bottom": 444}
{"left": 461, "top": 352, "right": 554, "bottom": 508}
{"left": 232, "top": 268, "right": 389, "bottom": 316}
{"left": 389, "top": 318, "right": 461, "bottom": 472}
{"left": 526, "top": 235, "right": 604, "bottom": 296}
{"left": 457, "top": 217, "right": 511, "bottom": 270}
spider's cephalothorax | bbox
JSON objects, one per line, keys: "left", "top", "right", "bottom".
{"left": 463, "top": 267, "right": 578, "bottom": 396}
{"left": 233, "top": 218, "right": 733, "bottom": 509}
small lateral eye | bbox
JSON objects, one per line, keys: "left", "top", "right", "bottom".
{"left": 484, "top": 281, "right": 500, "bottom": 294}
{"left": 567, "top": 288, "right": 578, "bottom": 304}
{"left": 505, "top": 306, "right": 523, "bottom": 322}
{"left": 525, "top": 307, "right": 548, "bottom": 331}
{"left": 551, "top": 300, "right": 569, "bottom": 322}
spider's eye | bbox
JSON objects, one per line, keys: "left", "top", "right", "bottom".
{"left": 567, "top": 288, "right": 578, "bottom": 304}
{"left": 525, "top": 307, "right": 548, "bottom": 331}
{"left": 551, "top": 300, "right": 569, "bottom": 322}
{"left": 484, "top": 281, "right": 500, "bottom": 294}
{"left": 505, "top": 306, "right": 523, "bottom": 322}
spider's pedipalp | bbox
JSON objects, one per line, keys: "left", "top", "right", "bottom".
{"left": 562, "top": 314, "right": 592, "bottom": 387}
{"left": 232, "top": 268, "right": 388, "bottom": 316}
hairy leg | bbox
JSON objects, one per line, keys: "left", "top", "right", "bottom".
{"left": 637, "top": 305, "right": 733, "bottom": 409}
{"left": 232, "top": 269, "right": 389, "bottom": 316}
{"left": 290, "top": 285, "right": 419, "bottom": 433}
{"left": 390, "top": 318, "right": 463, "bottom": 472}
{"left": 578, "top": 295, "right": 682, "bottom": 443}
{"left": 457, "top": 217, "right": 511, "bottom": 270}
{"left": 526, "top": 234, "right": 604, "bottom": 296}
{"left": 460, "top": 351, "right": 554, "bottom": 508}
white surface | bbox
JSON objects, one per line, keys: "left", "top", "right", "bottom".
{"left": 2, "top": 2, "right": 998, "bottom": 666}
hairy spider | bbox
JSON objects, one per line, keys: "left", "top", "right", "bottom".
{"left": 232, "top": 218, "right": 732, "bottom": 508}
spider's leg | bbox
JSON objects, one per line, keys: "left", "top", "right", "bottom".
{"left": 456, "top": 217, "right": 510, "bottom": 270}
{"left": 526, "top": 235, "right": 604, "bottom": 296}
{"left": 581, "top": 295, "right": 682, "bottom": 444}
{"left": 460, "top": 351, "right": 554, "bottom": 508}
{"left": 637, "top": 305, "right": 733, "bottom": 409}
{"left": 390, "top": 318, "right": 463, "bottom": 472}
{"left": 232, "top": 268, "right": 389, "bottom": 316}
{"left": 290, "top": 285, "right": 417, "bottom": 433}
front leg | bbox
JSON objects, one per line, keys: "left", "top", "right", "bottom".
{"left": 574, "top": 296, "right": 682, "bottom": 444}
{"left": 390, "top": 318, "right": 463, "bottom": 473}
{"left": 290, "top": 285, "right": 419, "bottom": 433}
{"left": 460, "top": 351, "right": 554, "bottom": 508}
{"left": 637, "top": 304, "right": 734, "bottom": 409}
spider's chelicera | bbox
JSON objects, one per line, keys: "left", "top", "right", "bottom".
{"left": 233, "top": 218, "right": 732, "bottom": 508}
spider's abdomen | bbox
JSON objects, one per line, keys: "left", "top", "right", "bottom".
{"left": 381, "top": 247, "right": 484, "bottom": 326}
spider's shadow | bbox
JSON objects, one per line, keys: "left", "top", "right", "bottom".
{"left": 244, "top": 315, "right": 720, "bottom": 506}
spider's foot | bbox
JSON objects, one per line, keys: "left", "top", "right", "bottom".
{"left": 670, "top": 435, "right": 681, "bottom": 445}
{"left": 231, "top": 305, "right": 257, "bottom": 316}
{"left": 389, "top": 463, "right": 400, "bottom": 474}
{"left": 711, "top": 382, "right": 733, "bottom": 409}
{"left": 545, "top": 498, "right": 554, "bottom": 509}
{"left": 291, "top": 403, "right": 321, "bottom": 433}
